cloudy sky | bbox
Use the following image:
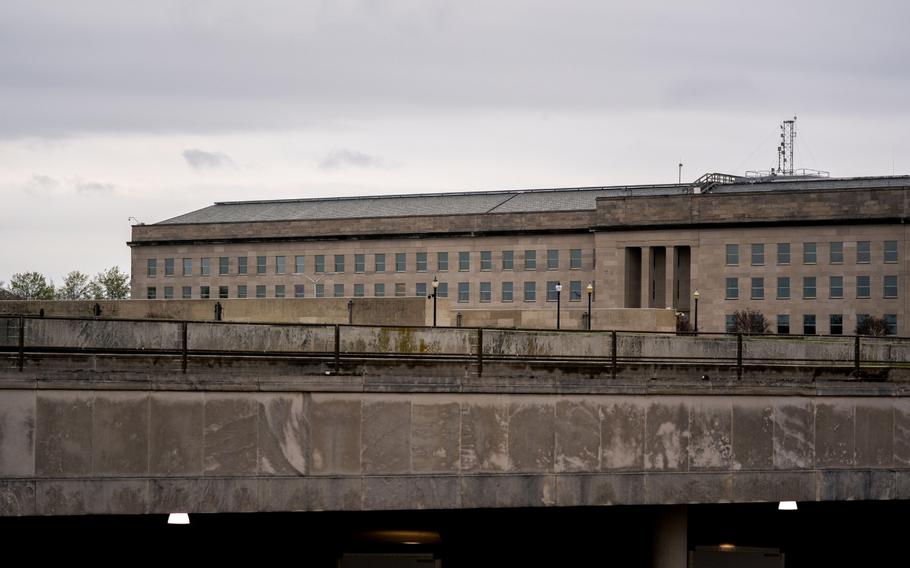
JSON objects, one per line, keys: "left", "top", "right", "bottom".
{"left": 1, "top": 0, "right": 908, "bottom": 286}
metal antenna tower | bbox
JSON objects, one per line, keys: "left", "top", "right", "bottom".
{"left": 777, "top": 116, "right": 796, "bottom": 175}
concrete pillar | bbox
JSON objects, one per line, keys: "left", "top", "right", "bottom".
{"left": 654, "top": 505, "right": 688, "bottom": 568}
{"left": 640, "top": 247, "right": 652, "bottom": 309}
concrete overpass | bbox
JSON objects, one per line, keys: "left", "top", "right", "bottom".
{"left": 2, "top": 316, "right": 910, "bottom": 565}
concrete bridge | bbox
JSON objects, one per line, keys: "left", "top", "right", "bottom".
{"left": 2, "top": 316, "right": 910, "bottom": 565}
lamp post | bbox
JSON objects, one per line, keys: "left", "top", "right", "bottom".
{"left": 431, "top": 276, "right": 439, "bottom": 327}
{"left": 586, "top": 283, "right": 594, "bottom": 330}
{"left": 555, "top": 282, "right": 562, "bottom": 330}
{"left": 693, "top": 290, "right": 700, "bottom": 334}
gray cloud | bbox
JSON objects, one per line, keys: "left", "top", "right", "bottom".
{"left": 73, "top": 179, "right": 115, "bottom": 194}
{"left": 182, "top": 148, "right": 236, "bottom": 170}
{"left": 319, "top": 149, "right": 386, "bottom": 170}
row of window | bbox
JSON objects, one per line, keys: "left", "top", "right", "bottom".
{"left": 146, "top": 250, "right": 587, "bottom": 278}
{"left": 725, "top": 314, "right": 898, "bottom": 336}
{"left": 146, "top": 280, "right": 592, "bottom": 302}
{"left": 725, "top": 241, "right": 899, "bottom": 266}
{"left": 725, "top": 275, "right": 898, "bottom": 300}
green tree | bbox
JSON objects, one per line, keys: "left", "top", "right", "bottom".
{"left": 9, "top": 272, "right": 55, "bottom": 300}
{"left": 732, "top": 309, "right": 770, "bottom": 334}
{"left": 56, "top": 271, "right": 93, "bottom": 300}
{"left": 90, "top": 266, "right": 130, "bottom": 299}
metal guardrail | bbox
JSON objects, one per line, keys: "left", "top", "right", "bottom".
{"left": 1, "top": 315, "right": 908, "bottom": 378}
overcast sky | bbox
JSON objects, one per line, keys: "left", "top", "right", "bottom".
{"left": 1, "top": 0, "right": 908, "bottom": 285}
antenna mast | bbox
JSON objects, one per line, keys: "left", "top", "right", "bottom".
{"left": 777, "top": 116, "right": 796, "bottom": 175}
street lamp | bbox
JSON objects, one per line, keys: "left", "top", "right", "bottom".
{"left": 693, "top": 290, "right": 700, "bottom": 334}
{"left": 555, "top": 282, "right": 562, "bottom": 330}
{"left": 586, "top": 283, "right": 594, "bottom": 330}
{"left": 431, "top": 276, "right": 439, "bottom": 327}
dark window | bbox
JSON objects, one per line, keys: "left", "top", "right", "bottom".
{"left": 220, "top": 257, "right": 229, "bottom": 275}
{"left": 147, "top": 286, "right": 156, "bottom": 299}
{"left": 524, "top": 250, "right": 536, "bottom": 270}
{"left": 437, "top": 252, "right": 448, "bottom": 271}
{"left": 803, "top": 314, "right": 816, "bottom": 335}
{"left": 165, "top": 258, "right": 175, "bottom": 277}
{"left": 183, "top": 258, "right": 193, "bottom": 276}
{"left": 725, "top": 244, "right": 739, "bottom": 266}
{"left": 884, "top": 275, "right": 898, "bottom": 298}
{"left": 803, "top": 277, "right": 816, "bottom": 299}
{"left": 830, "top": 242, "right": 843, "bottom": 264}
{"left": 885, "top": 241, "right": 898, "bottom": 263}
{"left": 830, "top": 276, "right": 844, "bottom": 298}
{"left": 458, "top": 282, "right": 469, "bottom": 302}
{"left": 256, "top": 256, "right": 266, "bottom": 274}
{"left": 294, "top": 284, "right": 305, "bottom": 298}
{"left": 502, "top": 250, "right": 514, "bottom": 270}
{"left": 147, "top": 258, "right": 157, "bottom": 277}
{"left": 201, "top": 258, "right": 210, "bottom": 276}
{"left": 725, "top": 315, "right": 736, "bottom": 333}
{"left": 458, "top": 252, "right": 470, "bottom": 271}
{"left": 354, "top": 283, "right": 364, "bottom": 297}
{"left": 219, "top": 286, "right": 229, "bottom": 299}
{"left": 315, "top": 284, "right": 325, "bottom": 297}
{"left": 570, "top": 249, "right": 582, "bottom": 269}
{"left": 375, "top": 254, "right": 385, "bottom": 272}
{"left": 480, "top": 282, "right": 491, "bottom": 302}
{"left": 570, "top": 280, "right": 582, "bottom": 301}
{"left": 502, "top": 282, "right": 513, "bottom": 302}
{"left": 374, "top": 283, "right": 385, "bottom": 297}
{"left": 395, "top": 253, "right": 406, "bottom": 272}
{"left": 751, "top": 244, "right": 764, "bottom": 266}
{"left": 295, "top": 255, "right": 304, "bottom": 273}
{"left": 237, "top": 257, "right": 248, "bottom": 275}
{"left": 524, "top": 281, "right": 536, "bottom": 302}
{"left": 416, "top": 282, "right": 427, "bottom": 297}
{"left": 395, "top": 283, "right": 405, "bottom": 297}
{"left": 803, "top": 242, "right": 817, "bottom": 264}
{"left": 354, "top": 254, "right": 364, "bottom": 273}
{"left": 335, "top": 254, "right": 345, "bottom": 273}
{"left": 201, "top": 286, "right": 210, "bottom": 299}
{"left": 777, "top": 314, "right": 790, "bottom": 334}
{"left": 237, "top": 285, "right": 247, "bottom": 299}
{"left": 315, "top": 255, "right": 325, "bottom": 273}
{"left": 546, "top": 281, "right": 560, "bottom": 302}
{"left": 777, "top": 277, "right": 790, "bottom": 300}
{"left": 416, "top": 252, "right": 427, "bottom": 272}
{"left": 857, "top": 275, "right": 871, "bottom": 298}
{"left": 436, "top": 282, "right": 448, "bottom": 298}
{"left": 777, "top": 243, "right": 790, "bottom": 265}
{"left": 275, "top": 285, "right": 285, "bottom": 298}
{"left": 480, "top": 251, "right": 492, "bottom": 271}
{"left": 857, "top": 241, "right": 870, "bottom": 263}
{"left": 334, "top": 284, "right": 344, "bottom": 298}
{"left": 884, "top": 314, "right": 897, "bottom": 335}
{"left": 751, "top": 277, "right": 764, "bottom": 300}
{"left": 255, "top": 285, "right": 265, "bottom": 299}
{"left": 830, "top": 314, "right": 843, "bottom": 335}
{"left": 181, "top": 286, "right": 192, "bottom": 299}
{"left": 725, "top": 277, "right": 738, "bottom": 300}
{"left": 547, "top": 250, "right": 559, "bottom": 270}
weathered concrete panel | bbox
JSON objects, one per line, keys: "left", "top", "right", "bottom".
{"left": 0, "top": 481, "right": 35, "bottom": 516}
{"left": 732, "top": 400, "right": 774, "bottom": 470}
{"left": 345, "top": 326, "right": 474, "bottom": 356}
{"left": 189, "top": 322, "right": 334, "bottom": 353}
{"left": 258, "top": 394, "right": 307, "bottom": 475}
{"left": 461, "top": 399, "right": 509, "bottom": 472}
{"left": 411, "top": 401, "right": 460, "bottom": 473}
{"left": 363, "top": 476, "right": 459, "bottom": 510}
{"left": 310, "top": 395, "right": 361, "bottom": 475}
{"left": 36, "top": 480, "right": 147, "bottom": 515}
{"left": 35, "top": 392, "right": 93, "bottom": 476}
{"left": 258, "top": 477, "right": 361, "bottom": 512}
{"left": 484, "top": 329, "right": 611, "bottom": 358}
{"left": 773, "top": 399, "right": 815, "bottom": 469}
{"left": 555, "top": 399, "right": 600, "bottom": 473}
{"left": 509, "top": 401, "right": 554, "bottom": 472}
{"left": 731, "top": 472, "right": 816, "bottom": 503}
{"left": 855, "top": 402, "right": 893, "bottom": 467}
{"left": 149, "top": 478, "right": 258, "bottom": 513}
{"left": 460, "top": 475, "right": 556, "bottom": 508}
{"left": 25, "top": 318, "right": 181, "bottom": 350}
{"left": 149, "top": 393, "right": 204, "bottom": 475}
{"left": 688, "top": 400, "right": 732, "bottom": 471}
{"left": 362, "top": 399, "right": 411, "bottom": 474}
{"left": 555, "top": 473, "right": 646, "bottom": 506}
{"left": 746, "top": 336, "right": 853, "bottom": 365}
{"left": 93, "top": 393, "right": 149, "bottom": 476}
{"left": 646, "top": 472, "right": 732, "bottom": 504}
{"left": 618, "top": 334, "right": 736, "bottom": 361}
{"left": 893, "top": 399, "right": 910, "bottom": 466}
{"left": 815, "top": 401, "right": 855, "bottom": 468}
{"left": 645, "top": 400, "right": 689, "bottom": 471}
{"left": 204, "top": 395, "right": 257, "bottom": 475}
{"left": 816, "top": 470, "right": 895, "bottom": 501}
{"left": 601, "top": 401, "right": 645, "bottom": 471}
{"left": 0, "top": 391, "right": 34, "bottom": 476}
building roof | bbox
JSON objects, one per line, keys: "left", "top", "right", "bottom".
{"left": 155, "top": 175, "right": 910, "bottom": 225}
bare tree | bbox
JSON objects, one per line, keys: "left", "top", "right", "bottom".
{"left": 856, "top": 316, "right": 889, "bottom": 336}
{"left": 732, "top": 309, "right": 770, "bottom": 334}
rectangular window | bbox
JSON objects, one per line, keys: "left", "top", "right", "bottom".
{"left": 201, "top": 258, "right": 210, "bottom": 276}
{"left": 857, "top": 314, "right": 869, "bottom": 330}
{"left": 777, "top": 243, "right": 790, "bottom": 265}
{"left": 777, "top": 314, "right": 790, "bottom": 334}
{"left": 502, "top": 250, "right": 514, "bottom": 270}
{"left": 803, "top": 242, "right": 817, "bottom": 264}
{"left": 725, "top": 277, "right": 739, "bottom": 300}
{"left": 884, "top": 275, "right": 898, "bottom": 298}
{"left": 751, "top": 277, "right": 764, "bottom": 300}
{"left": 237, "top": 285, "right": 247, "bottom": 299}
{"left": 547, "top": 249, "right": 559, "bottom": 270}
{"left": 857, "top": 241, "right": 871, "bottom": 263}
{"left": 751, "top": 244, "right": 764, "bottom": 266}
{"left": 502, "top": 281, "right": 514, "bottom": 302}
{"left": 480, "top": 251, "right": 492, "bottom": 271}
{"left": 416, "top": 282, "right": 427, "bottom": 297}
{"left": 570, "top": 280, "right": 582, "bottom": 301}
{"left": 275, "top": 256, "right": 285, "bottom": 274}
{"left": 436, "top": 282, "right": 448, "bottom": 298}
{"left": 830, "top": 242, "right": 844, "bottom": 264}
{"left": 355, "top": 254, "right": 364, "bottom": 273}
{"left": 354, "top": 283, "right": 364, "bottom": 297}
{"left": 334, "top": 254, "right": 345, "bottom": 273}
{"left": 219, "top": 286, "right": 228, "bottom": 299}
{"left": 219, "top": 256, "right": 229, "bottom": 275}
{"left": 255, "top": 285, "right": 265, "bottom": 299}
{"left": 334, "top": 284, "right": 344, "bottom": 298}
{"left": 315, "top": 284, "right": 325, "bottom": 298}
{"left": 525, "top": 250, "right": 537, "bottom": 270}
{"left": 458, "top": 251, "right": 470, "bottom": 271}
{"left": 147, "top": 258, "right": 157, "bottom": 277}
{"left": 725, "top": 315, "right": 736, "bottom": 333}
{"left": 375, "top": 254, "right": 385, "bottom": 272}
{"left": 163, "top": 286, "right": 173, "bottom": 299}
{"left": 437, "top": 252, "right": 448, "bottom": 271}
{"left": 395, "top": 253, "right": 406, "bottom": 272}
{"left": 803, "top": 276, "right": 817, "bottom": 299}
{"left": 830, "top": 314, "right": 843, "bottom": 335}
{"left": 147, "top": 286, "right": 156, "bottom": 299}
{"left": 275, "top": 285, "right": 285, "bottom": 298}
{"left": 374, "top": 283, "right": 385, "bottom": 297}
{"left": 546, "top": 281, "right": 559, "bottom": 302}
{"left": 416, "top": 252, "right": 427, "bottom": 272}
{"left": 395, "top": 283, "right": 405, "bottom": 297}
{"left": 295, "top": 255, "right": 304, "bottom": 274}
{"left": 315, "top": 255, "right": 325, "bottom": 273}
{"left": 829, "top": 276, "right": 844, "bottom": 298}
{"left": 857, "top": 275, "right": 871, "bottom": 298}
{"left": 885, "top": 240, "right": 898, "bottom": 263}
{"left": 256, "top": 256, "right": 266, "bottom": 274}
{"left": 458, "top": 282, "right": 469, "bottom": 302}
{"left": 570, "top": 249, "right": 582, "bottom": 269}
{"left": 294, "top": 284, "right": 305, "bottom": 298}
{"left": 524, "top": 281, "right": 536, "bottom": 302}
{"left": 183, "top": 258, "right": 193, "bottom": 276}
{"left": 165, "top": 258, "right": 175, "bottom": 277}
{"left": 803, "top": 314, "right": 817, "bottom": 335}
{"left": 201, "top": 286, "right": 211, "bottom": 299}
{"left": 182, "top": 286, "right": 192, "bottom": 299}
{"left": 237, "top": 257, "right": 247, "bottom": 275}
{"left": 884, "top": 314, "right": 897, "bottom": 335}
{"left": 725, "top": 244, "right": 739, "bottom": 266}
{"left": 777, "top": 277, "right": 790, "bottom": 300}
{"left": 480, "top": 282, "right": 492, "bottom": 302}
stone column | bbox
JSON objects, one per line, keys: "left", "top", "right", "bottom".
{"left": 654, "top": 505, "right": 688, "bottom": 568}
